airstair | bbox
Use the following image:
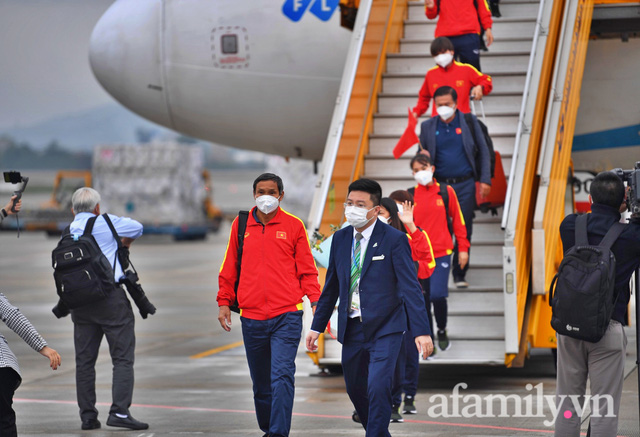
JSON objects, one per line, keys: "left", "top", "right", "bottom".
{"left": 307, "top": 0, "right": 608, "bottom": 368}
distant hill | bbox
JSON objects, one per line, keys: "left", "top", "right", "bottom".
{"left": 0, "top": 104, "right": 174, "bottom": 151}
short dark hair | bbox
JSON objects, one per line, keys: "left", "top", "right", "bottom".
{"left": 380, "top": 197, "right": 404, "bottom": 231}
{"left": 348, "top": 178, "right": 382, "bottom": 206}
{"left": 253, "top": 173, "right": 283, "bottom": 194}
{"left": 389, "top": 190, "right": 414, "bottom": 205}
{"left": 430, "top": 37, "right": 455, "bottom": 57}
{"left": 433, "top": 86, "right": 458, "bottom": 103}
{"left": 590, "top": 171, "right": 625, "bottom": 209}
{"left": 410, "top": 153, "right": 432, "bottom": 169}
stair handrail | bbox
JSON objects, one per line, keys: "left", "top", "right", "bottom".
{"left": 307, "top": 0, "right": 374, "bottom": 233}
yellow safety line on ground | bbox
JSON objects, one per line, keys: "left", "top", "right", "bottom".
{"left": 190, "top": 341, "right": 244, "bottom": 359}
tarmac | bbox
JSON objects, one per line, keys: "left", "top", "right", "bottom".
{"left": 0, "top": 221, "right": 638, "bottom": 436}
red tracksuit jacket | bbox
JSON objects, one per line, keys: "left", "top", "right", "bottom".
{"left": 426, "top": 0, "right": 493, "bottom": 38}
{"left": 412, "top": 181, "right": 470, "bottom": 259}
{"left": 217, "top": 207, "right": 321, "bottom": 320}
{"left": 413, "top": 61, "right": 493, "bottom": 117}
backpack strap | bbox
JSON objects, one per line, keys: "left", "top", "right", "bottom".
{"left": 82, "top": 216, "right": 99, "bottom": 236}
{"left": 232, "top": 211, "right": 250, "bottom": 311}
{"left": 599, "top": 222, "right": 625, "bottom": 250}
{"left": 574, "top": 214, "right": 590, "bottom": 246}
{"left": 438, "top": 183, "right": 454, "bottom": 236}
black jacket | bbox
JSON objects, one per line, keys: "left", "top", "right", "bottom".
{"left": 559, "top": 204, "right": 640, "bottom": 323}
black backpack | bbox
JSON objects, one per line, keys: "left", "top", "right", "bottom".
{"left": 229, "top": 210, "right": 250, "bottom": 314}
{"left": 52, "top": 215, "right": 118, "bottom": 309}
{"left": 463, "top": 113, "right": 496, "bottom": 178}
{"left": 548, "top": 214, "right": 625, "bottom": 343}
{"left": 408, "top": 184, "right": 453, "bottom": 235}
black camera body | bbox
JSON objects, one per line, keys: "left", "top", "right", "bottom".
{"left": 613, "top": 161, "right": 640, "bottom": 220}
{"left": 119, "top": 270, "right": 156, "bottom": 319}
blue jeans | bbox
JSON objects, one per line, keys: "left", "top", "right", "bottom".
{"left": 241, "top": 311, "right": 303, "bottom": 437}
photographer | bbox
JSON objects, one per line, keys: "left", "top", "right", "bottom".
{"left": 0, "top": 195, "right": 21, "bottom": 225}
{"left": 53, "top": 188, "right": 148, "bottom": 431}
{"left": 554, "top": 171, "right": 640, "bottom": 436}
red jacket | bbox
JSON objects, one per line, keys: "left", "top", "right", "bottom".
{"left": 406, "top": 227, "right": 436, "bottom": 279}
{"left": 412, "top": 181, "right": 470, "bottom": 258}
{"left": 217, "top": 207, "right": 321, "bottom": 320}
{"left": 413, "top": 61, "right": 493, "bottom": 117}
{"left": 426, "top": 0, "right": 493, "bottom": 38}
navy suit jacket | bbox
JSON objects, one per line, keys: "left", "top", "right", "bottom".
{"left": 418, "top": 110, "right": 491, "bottom": 185}
{"left": 311, "top": 220, "right": 431, "bottom": 343}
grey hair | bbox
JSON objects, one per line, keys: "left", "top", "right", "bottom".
{"left": 71, "top": 187, "right": 101, "bottom": 213}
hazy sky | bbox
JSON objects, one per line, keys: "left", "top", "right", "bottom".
{"left": 0, "top": 0, "right": 116, "bottom": 130}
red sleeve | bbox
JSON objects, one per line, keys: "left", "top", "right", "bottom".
{"left": 217, "top": 216, "right": 239, "bottom": 307}
{"left": 408, "top": 228, "right": 434, "bottom": 267}
{"left": 447, "top": 186, "right": 470, "bottom": 252}
{"left": 412, "top": 73, "right": 433, "bottom": 117}
{"left": 425, "top": 2, "right": 438, "bottom": 19}
{"left": 468, "top": 65, "right": 493, "bottom": 95}
{"left": 478, "top": 0, "right": 493, "bottom": 31}
{"left": 294, "top": 221, "right": 322, "bottom": 303}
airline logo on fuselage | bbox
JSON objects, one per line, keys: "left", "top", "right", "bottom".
{"left": 282, "top": 0, "right": 339, "bottom": 22}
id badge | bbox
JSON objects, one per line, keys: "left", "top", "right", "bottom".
{"left": 350, "top": 291, "right": 361, "bottom": 312}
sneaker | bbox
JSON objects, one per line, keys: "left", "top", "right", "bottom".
{"left": 454, "top": 278, "right": 469, "bottom": 289}
{"left": 403, "top": 396, "right": 417, "bottom": 414}
{"left": 106, "top": 414, "right": 149, "bottom": 430}
{"left": 390, "top": 405, "right": 404, "bottom": 423}
{"left": 426, "top": 346, "right": 437, "bottom": 360}
{"left": 490, "top": 1, "right": 501, "bottom": 17}
{"left": 437, "top": 329, "right": 451, "bottom": 351}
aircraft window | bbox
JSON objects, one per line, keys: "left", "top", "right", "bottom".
{"left": 221, "top": 35, "right": 238, "bottom": 54}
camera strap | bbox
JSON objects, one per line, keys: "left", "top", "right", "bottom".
{"left": 102, "top": 213, "right": 135, "bottom": 275}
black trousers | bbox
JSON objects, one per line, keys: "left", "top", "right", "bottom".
{"left": 0, "top": 367, "right": 21, "bottom": 437}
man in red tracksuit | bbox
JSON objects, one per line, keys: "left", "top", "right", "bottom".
{"left": 412, "top": 37, "right": 493, "bottom": 118}
{"left": 425, "top": 0, "right": 493, "bottom": 71}
{"left": 217, "top": 173, "right": 321, "bottom": 437}
{"left": 409, "top": 153, "right": 470, "bottom": 351}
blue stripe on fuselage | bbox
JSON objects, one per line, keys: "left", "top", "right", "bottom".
{"left": 573, "top": 124, "right": 640, "bottom": 151}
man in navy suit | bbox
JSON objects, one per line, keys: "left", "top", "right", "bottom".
{"left": 306, "top": 179, "right": 433, "bottom": 436}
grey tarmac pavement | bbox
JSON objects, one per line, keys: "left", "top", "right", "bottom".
{"left": 0, "top": 222, "right": 637, "bottom": 436}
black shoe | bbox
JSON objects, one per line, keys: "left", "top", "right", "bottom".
{"left": 352, "top": 409, "right": 361, "bottom": 423}
{"left": 81, "top": 419, "right": 101, "bottom": 430}
{"left": 490, "top": 1, "right": 501, "bottom": 17}
{"left": 403, "top": 396, "right": 417, "bottom": 414}
{"left": 106, "top": 414, "right": 149, "bottom": 430}
{"left": 390, "top": 405, "right": 404, "bottom": 423}
{"left": 437, "top": 329, "right": 451, "bottom": 351}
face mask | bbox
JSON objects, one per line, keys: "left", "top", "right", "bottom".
{"left": 434, "top": 52, "right": 453, "bottom": 68}
{"left": 378, "top": 216, "right": 389, "bottom": 224}
{"left": 345, "top": 205, "right": 375, "bottom": 229}
{"left": 436, "top": 105, "right": 455, "bottom": 121}
{"left": 255, "top": 195, "right": 280, "bottom": 214}
{"left": 414, "top": 169, "right": 433, "bottom": 186}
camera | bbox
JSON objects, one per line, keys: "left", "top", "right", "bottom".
{"left": 613, "top": 161, "right": 640, "bottom": 220}
{"left": 119, "top": 270, "right": 156, "bottom": 319}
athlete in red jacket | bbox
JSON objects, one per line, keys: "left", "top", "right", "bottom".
{"left": 425, "top": 0, "right": 493, "bottom": 71}
{"left": 412, "top": 37, "right": 493, "bottom": 117}
{"left": 217, "top": 173, "right": 320, "bottom": 437}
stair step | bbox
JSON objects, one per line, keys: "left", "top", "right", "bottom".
{"left": 444, "top": 315, "right": 505, "bottom": 340}
{"left": 449, "top": 291, "right": 505, "bottom": 315}
{"left": 421, "top": 340, "right": 506, "bottom": 365}
{"left": 364, "top": 156, "right": 512, "bottom": 181}
{"left": 369, "top": 134, "right": 515, "bottom": 156}
{"left": 404, "top": 18, "right": 536, "bottom": 39}
{"left": 383, "top": 73, "right": 526, "bottom": 94}
{"left": 378, "top": 94, "right": 523, "bottom": 115}
{"left": 401, "top": 38, "right": 533, "bottom": 54}
{"left": 373, "top": 115, "right": 519, "bottom": 136}
{"left": 462, "top": 266, "right": 503, "bottom": 288}
{"left": 386, "top": 53, "right": 531, "bottom": 74}
{"left": 407, "top": 1, "right": 540, "bottom": 21}
{"left": 373, "top": 179, "right": 510, "bottom": 198}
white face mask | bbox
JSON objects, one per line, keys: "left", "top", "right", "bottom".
{"left": 434, "top": 52, "right": 453, "bottom": 68}
{"left": 255, "top": 195, "right": 280, "bottom": 214}
{"left": 414, "top": 169, "right": 433, "bottom": 186}
{"left": 436, "top": 105, "right": 456, "bottom": 121}
{"left": 378, "top": 215, "right": 389, "bottom": 224}
{"left": 345, "top": 205, "right": 375, "bottom": 229}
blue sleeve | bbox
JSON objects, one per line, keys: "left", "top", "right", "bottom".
{"left": 311, "top": 232, "right": 341, "bottom": 333}
{"left": 107, "top": 214, "right": 143, "bottom": 239}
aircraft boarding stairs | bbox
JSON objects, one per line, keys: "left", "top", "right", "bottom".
{"left": 361, "top": 0, "right": 539, "bottom": 364}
